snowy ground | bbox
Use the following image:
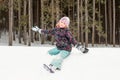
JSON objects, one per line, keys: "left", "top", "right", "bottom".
{"left": 0, "top": 32, "right": 120, "bottom": 80}
{"left": 0, "top": 46, "right": 120, "bottom": 80}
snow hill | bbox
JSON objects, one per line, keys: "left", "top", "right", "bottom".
{"left": 0, "top": 46, "right": 120, "bottom": 80}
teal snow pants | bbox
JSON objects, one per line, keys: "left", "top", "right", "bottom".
{"left": 48, "top": 48, "right": 70, "bottom": 69}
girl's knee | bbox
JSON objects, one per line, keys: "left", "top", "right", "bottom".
{"left": 60, "top": 50, "right": 70, "bottom": 59}
{"left": 48, "top": 48, "right": 60, "bottom": 55}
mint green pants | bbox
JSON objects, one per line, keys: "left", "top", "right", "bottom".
{"left": 48, "top": 48, "right": 70, "bottom": 69}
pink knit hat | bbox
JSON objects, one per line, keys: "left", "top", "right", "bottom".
{"left": 57, "top": 17, "right": 70, "bottom": 28}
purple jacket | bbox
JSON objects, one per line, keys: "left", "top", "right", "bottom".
{"left": 41, "top": 28, "right": 77, "bottom": 52}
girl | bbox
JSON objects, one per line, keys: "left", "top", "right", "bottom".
{"left": 32, "top": 16, "right": 89, "bottom": 73}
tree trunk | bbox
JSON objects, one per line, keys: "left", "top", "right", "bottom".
{"left": 80, "top": 0, "right": 84, "bottom": 45}
{"left": 68, "top": 2, "right": 70, "bottom": 17}
{"left": 23, "top": 0, "right": 27, "bottom": 45}
{"left": 35, "top": 0, "right": 40, "bottom": 41}
{"left": 119, "top": 27, "right": 120, "bottom": 46}
{"left": 72, "top": 0, "right": 74, "bottom": 24}
{"left": 28, "top": 0, "right": 32, "bottom": 46}
{"left": 105, "top": 0, "right": 108, "bottom": 46}
{"left": 31, "top": 0, "right": 33, "bottom": 43}
{"left": 40, "top": 0, "right": 45, "bottom": 44}
{"left": 18, "top": 0, "right": 22, "bottom": 43}
{"left": 77, "top": 0, "right": 80, "bottom": 42}
{"left": 13, "top": 31, "right": 16, "bottom": 41}
{"left": 85, "top": 0, "right": 88, "bottom": 47}
{"left": 8, "top": 0, "right": 13, "bottom": 46}
{"left": 0, "top": 31, "right": 1, "bottom": 39}
{"left": 51, "top": 0, "right": 55, "bottom": 45}
{"left": 113, "top": 0, "right": 116, "bottom": 47}
{"left": 92, "top": 0, "right": 95, "bottom": 46}
{"left": 98, "top": 0, "right": 101, "bottom": 44}
{"left": 56, "top": 0, "right": 60, "bottom": 22}
{"left": 36, "top": 0, "right": 40, "bottom": 27}
{"left": 0, "top": 11, "right": 1, "bottom": 39}
{"left": 108, "top": 0, "right": 112, "bottom": 44}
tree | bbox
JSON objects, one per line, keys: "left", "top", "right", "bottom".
{"left": 113, "top": 0, "right": 116, "bottom": 47}
{"left": 28, "top": 0, "right": 32, "bottom": 46}
{"left": 18, "top": 0, "right": 22, "bottom": 43}
{"left": 98, "top": 0, "right": 101, "bottom": 44}
{"left": 80, "top": 0, "right": 84, "bottom": 45}
{"left": 51, "top": 0, "right": 55, "bottom": 45}
{"left": 92, "top": 0, "right": 95, "bottom": 46}
{"left": 85, "top": 0, "right": 88, "bottom": 47}
{"left": 105, "top": 0, "right": 107, "bottom": 46}
{"left": 77, "top": 0, "right": 80, "bottom": 42}
{"left": 8, "top": 0, "right": 13, "bottom": 46}
{"left": 23, "top": 0, "right": 27, "bottom": 45}
{"left": 55, "top": 0, "right": 60, "bottom": 22}
{"left": 40, "top": 0, "right": 45, "bottom": 44}
{"left": 108, "top": 0, "right": 112, "bottom": 44}
{"left": 119, "top": 28, "right": 120, "bottom": 46}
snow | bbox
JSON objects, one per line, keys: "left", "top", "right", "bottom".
{"left": 0, "top": 46, "right": 120, "bottom": 80}
{"left": 0, "top": 32, "right": 120, "bottom": 80}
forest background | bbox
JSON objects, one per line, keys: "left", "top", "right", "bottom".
{"left": 0, "top": 0, "right": 120, "bottom": 47}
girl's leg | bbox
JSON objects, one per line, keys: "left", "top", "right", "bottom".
{"left": 48, "top": 48, "right": 60, "bottom": 55}
{"left": 50, "top": 50, "right": 70, "bottom": 70}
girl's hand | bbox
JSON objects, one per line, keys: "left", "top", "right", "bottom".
{"left": 75, "top": 44, "right": 89, "bottom": 53}
{"left": 32, "top": 26, "right": 42, "bottom": 33}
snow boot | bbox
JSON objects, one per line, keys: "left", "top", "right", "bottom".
{"left": 83, "top": 48, "right": 89, "bottom": 53}
{"left": 43, "top": 64, "right": 54, "bottom": 73}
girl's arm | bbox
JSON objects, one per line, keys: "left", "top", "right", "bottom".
{"left": 32, "top": 26, "right": 55, "bottom": 35}
{"left": 66, "top": 30, "right": 78, "bottom": 46}
{"left": 66, "top": 31, "right": 89, "bottom": 53}
{"left": 41, "top": 29, "right": 55, "bottom": 35}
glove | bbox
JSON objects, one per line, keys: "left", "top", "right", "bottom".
{"left": 75, "top": 44, "right": 89, "bottom": 53}
{"left": 32, "top": 26, "right": 42, "bottom": 33}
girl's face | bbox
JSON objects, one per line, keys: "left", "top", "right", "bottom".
{"left": 59, "top": 21, "right": 66, "bottom": 28}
